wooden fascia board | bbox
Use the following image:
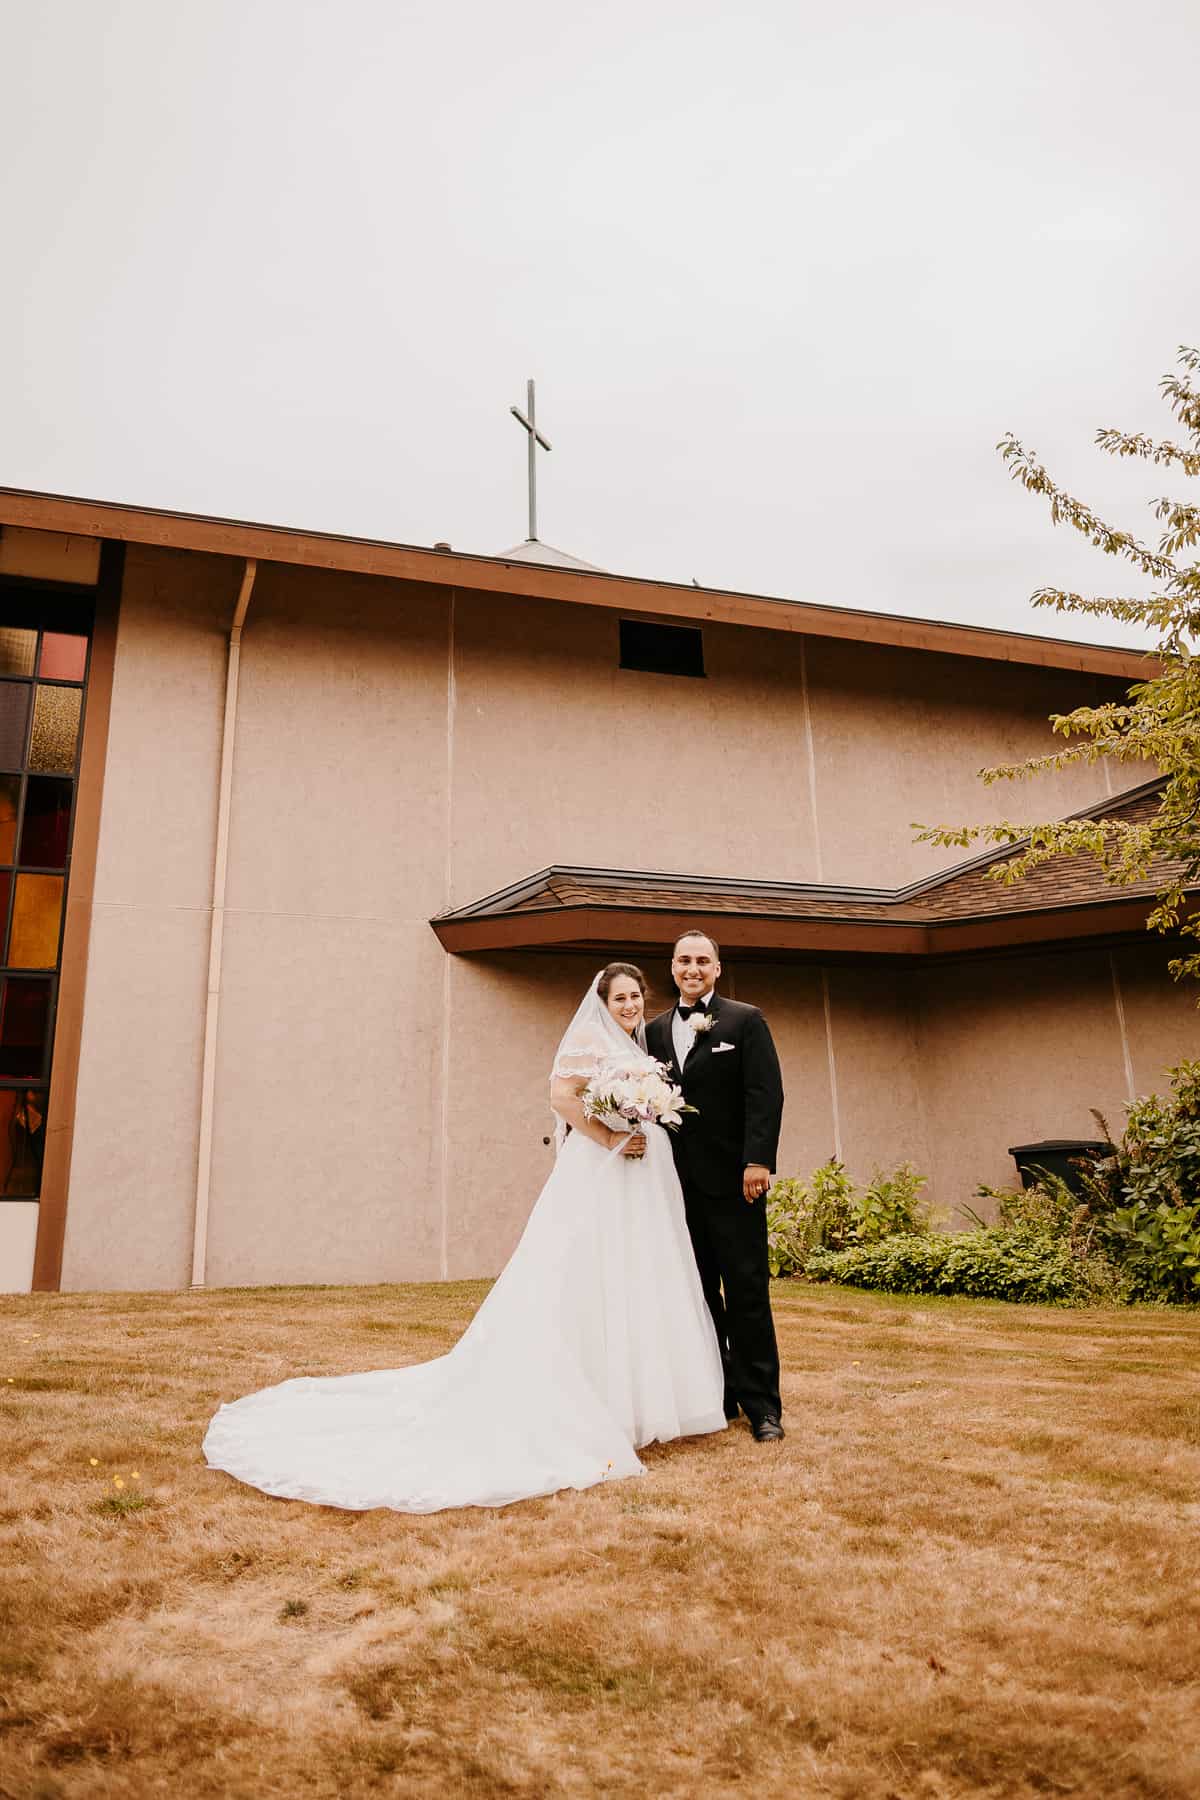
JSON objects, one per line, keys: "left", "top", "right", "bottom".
{"left": 432, "top": 908, "right": 927, "bottom": 957}
{"left": 430, "top": 893, "right": 1175, "bottom": 958}
{"left": 921, "top": 896, "right": 1162, "bottom": 955}
{"left": 0, "top": 488, "right": 1151, "bottom": 680}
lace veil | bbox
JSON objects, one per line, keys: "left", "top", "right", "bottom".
{"left": 549, "top": 971, "right": 652, "bottom": 1149}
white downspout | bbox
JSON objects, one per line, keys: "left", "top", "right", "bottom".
{"left": 191, "top": 558, "right": 257, "bottom": 1287}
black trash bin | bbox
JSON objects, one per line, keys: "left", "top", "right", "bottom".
{"left": 1008, "top": 1139, "right": 1113, "bottom": 1195}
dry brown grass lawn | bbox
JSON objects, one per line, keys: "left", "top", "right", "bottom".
{"left": 1, "top": 1281, "right": 1198, "bottom": 1800}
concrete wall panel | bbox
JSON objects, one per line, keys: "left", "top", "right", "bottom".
{"left": 92, "top": 545, "right": 232, "bottom": 911}
{"left": 805, "top": 638, "right": 1121, "bottom": 886}
{"left": 1112, "top": 941, "right": 1200, "bottom": 1107}
{"left": 225, "top": 564, "right": 450, "bottom": 920}
{"left": 449, "top": 596, "right": 821, "bottom": 902}
{"left": 61, "top": 904, "right": 209, "bottom": 1290}
{"left": 913, "top": 949, "right": 1132, "bottom": 1212}
{"left": 204, "top": 914, "right": 446, "bottom": 1286}
{"left": 0, "top": 1203, "right": 38, "bottom": 1293}
{"left": 820, "top": 967, "right": 929, "bottom": 1187}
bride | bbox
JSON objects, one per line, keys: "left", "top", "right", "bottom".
{"left": 203, "top": 963, "right": 726, "bottom": 1512}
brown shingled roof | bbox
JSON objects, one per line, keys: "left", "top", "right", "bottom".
{"left": 432, "top": 780, "right": 1192, "bottom": 962}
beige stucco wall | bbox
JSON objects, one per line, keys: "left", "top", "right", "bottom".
{"left": 446, "top": 591, "right": 1121, "bottom": 904}
{"left": 913, "top": 940, "right": 1198, "bottom": 1209}
{"left": 56, "top": 552, "right": 1193, "bottom": 1290}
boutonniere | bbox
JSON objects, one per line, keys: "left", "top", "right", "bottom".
{"left": 689, "top": 1012, "right": 715, "bottom": 1037}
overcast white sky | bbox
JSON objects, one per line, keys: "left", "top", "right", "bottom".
{"left": 2, "top": 0, "right": 1196, "bottom": 644}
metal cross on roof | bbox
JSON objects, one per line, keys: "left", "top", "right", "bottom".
{"left": 509, "top": 378, "right": 551, "bottom": 542}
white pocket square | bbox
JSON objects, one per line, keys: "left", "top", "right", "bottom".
{"left": 712, "top": 1041, "right": 735, "bottom": 1053}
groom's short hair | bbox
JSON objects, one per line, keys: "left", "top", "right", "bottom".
{"left": 673, "top": 929, "right": 720, "bottom": 960}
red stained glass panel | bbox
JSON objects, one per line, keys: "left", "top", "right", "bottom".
{"left": 0, "top": 1086, "right": 47, "bottom": 1196}
{"left": 0, "top": 977, "right": 50, "bottom": 1078}
{"left": 39, "top": 633, "right": 88, "bottom": 681}
{"left": 19, "top": 777, "right": 72, "bottom": 869}
{"left": 0, "top": 775, "right": 18, "bottom": 862}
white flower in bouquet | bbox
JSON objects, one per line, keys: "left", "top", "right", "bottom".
{"left": 581, "top": 1058, "right": 695, "bottom": 1137}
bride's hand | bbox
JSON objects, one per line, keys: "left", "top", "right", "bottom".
{"left": 616, "top": 1131, "right": 647, "bottom": 1159}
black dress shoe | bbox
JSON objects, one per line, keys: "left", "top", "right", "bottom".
{"left": 750, "top": 1414, "right": 785, "bottom": 1442}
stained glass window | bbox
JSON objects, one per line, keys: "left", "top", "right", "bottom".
{"left": 0, "top": 1086, "right": 47, "bottom": 1196}
{"left": 0, "top": 686, "right": 31, "bottom": 770}
{"left": 0, "top": 630, "right": 37, "bottom": 678}
{"left": 38, "top": 634, "right": 88, "bottom": 681}
{"left": 9, "top": 875, "right": 64, "bottom": 969}
{"left": 29, "top": 686, "right": 82, "bottom": 774}
{"left": 0, "top": 776, "right": 18, "bottom": 863}
{"left": 0, "top": 602, "right": 92, "bottom": 1198}
{"left": 19, "top": 778, "right": 72, "bottom": 870}
{"left": 0, "top": 978, "right": 51, "bottom": 1079}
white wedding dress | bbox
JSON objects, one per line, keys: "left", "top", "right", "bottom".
{"left": 203, "top": 979, "right": 726, "bottom": 1512}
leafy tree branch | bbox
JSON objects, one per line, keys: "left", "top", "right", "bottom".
{"left": 914, "top": 345, "right": 1200, "bottom": 985}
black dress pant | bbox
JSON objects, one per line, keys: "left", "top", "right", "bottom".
{"left": 682, "top": 1182, "right": 781, "bottom": 1423}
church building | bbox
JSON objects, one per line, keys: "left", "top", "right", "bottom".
{"left": 0, "top": 489, "right": 1191, "bottom": 1294}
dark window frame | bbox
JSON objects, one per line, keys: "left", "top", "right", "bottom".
{"left": 618, "top": 617, "right": 706, "bottom": 680}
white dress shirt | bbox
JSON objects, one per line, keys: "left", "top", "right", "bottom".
{"left": 672, "top": 989, "right": 715, "bottom": 1068}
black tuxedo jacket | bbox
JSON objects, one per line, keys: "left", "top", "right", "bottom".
{"left": 646, "top": 995, "right": 784, "bottom": 1201}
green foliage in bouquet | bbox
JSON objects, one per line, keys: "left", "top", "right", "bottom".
{"left": 766, "top": 1160, "right": 931, "bottom": 1277}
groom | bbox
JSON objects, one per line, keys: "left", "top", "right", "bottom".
{"left": 646, "top": 931, "right": 786, "bottom": 1441}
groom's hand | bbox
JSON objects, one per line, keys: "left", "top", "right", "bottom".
{"left": 743, "top": 1164, "right": 771, "bottom": 1203}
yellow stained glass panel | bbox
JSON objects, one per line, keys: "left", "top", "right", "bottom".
{"left": 0, "top": 629, "right": 36, "bottom": 677}
{"left": 29, "top": 686, "right": 82, "bottom": 773}
{"left": 8, "top": 873, "right": 64, "bottom": 968}
{"left": 0, "top": 774, "right": 18, "bottom": 862}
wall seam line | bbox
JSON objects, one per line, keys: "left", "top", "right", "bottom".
{"left": 799, "top": 636, "right": 824, "bottom": 881}
{"left": 437, "top": 589, "right": 457, "bottom": 1281}
{"left": 821, "top": 969, "right": 843, "bottom": 1162}
{"left": 1109, "top": 950, "right": 1136, "bottom": 1102}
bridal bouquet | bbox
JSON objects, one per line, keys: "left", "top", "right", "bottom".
{"left": 581, "top": 1059, "right": 694, "bottom": 1136}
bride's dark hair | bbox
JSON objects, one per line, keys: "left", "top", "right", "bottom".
{"left": 596, "top": 962, "right": 648, "bottom": 1003}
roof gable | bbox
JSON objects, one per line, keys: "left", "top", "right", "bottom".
{"left": 0, "top": 486, "right": 1151, "bottom": 681}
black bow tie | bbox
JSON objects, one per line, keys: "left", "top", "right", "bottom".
{"left": 678, "top": 1002, "right": 710, "bottom": 1020}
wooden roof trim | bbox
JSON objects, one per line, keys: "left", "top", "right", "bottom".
{"left": 0, "top": 486, "right": 1151, "bottom": 679}
{"left": 431, "top": 892, "right": 1183, "bottom": 960}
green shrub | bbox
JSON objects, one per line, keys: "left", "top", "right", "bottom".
{"left": 976, "top": 1169, "right": 1088, "bottom": 1238}
{"left": 857, "top": 1162, "right": 931, "bottom": 1242}
{"left": 766, "top": 1160, "right": 931, "bottom": 1277}
{"left": 805, "top": 1227, "right": 1111, "bottom": 1306}
{"left": 766, "top": 1161, "right": 857, "bottom": 1277}
{"left": 1099, "top": 1200, "right": 1200, "bottom": 1302}
{"left": 1073, "top": 1062, "right": 1200, "bottom": 1303}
